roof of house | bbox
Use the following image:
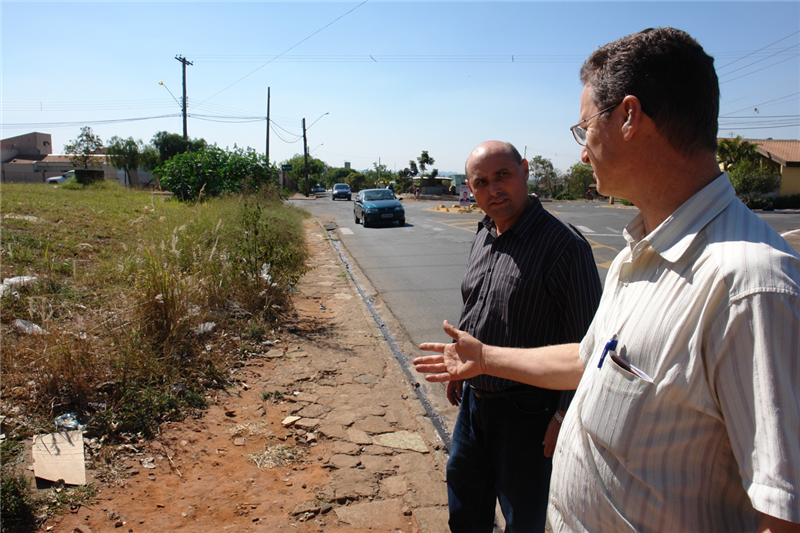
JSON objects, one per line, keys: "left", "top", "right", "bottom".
{"left": 720, "top": 138, "right": 800, "bottom": 166}
{"left": 750, "top": 139, "right": 800, "bottom": 166}
{"left": 4, "top": 155, "right": 47, "bottom": 164}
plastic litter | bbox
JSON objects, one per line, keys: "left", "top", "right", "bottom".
{"left": 54, "top": 413, "right": 83, "bottom": 431}
{"left": 12, "top": 319, "right": 46, "bottom": 335}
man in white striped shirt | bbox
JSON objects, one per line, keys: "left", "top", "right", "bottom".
{"left": 414, "top": 27, "right": 800, "bottom": 532}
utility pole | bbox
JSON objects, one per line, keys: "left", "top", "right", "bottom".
{"left": 266, "top": 87, "right": 271, "bottom": 165}
{"left": 175, "top": 55, "right": 193, "bottom": 140}
{"left": 302, "top": 118, "right": 310, "bottom": 197}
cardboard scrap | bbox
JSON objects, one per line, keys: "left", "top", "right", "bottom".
{"left": 32, "top": 430, "right": 86, "bottom": 485}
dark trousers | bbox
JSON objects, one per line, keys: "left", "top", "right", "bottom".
{"left": 447, "top": 385, "right": 553, "bottom": 533}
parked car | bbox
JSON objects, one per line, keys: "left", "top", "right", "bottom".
{"left": 46, "top": 170, "right": 76, "bottom": 184}
{"left": 311, "top": 184, "right": 326, "bottom": 194}
{"left": 353, "top": 189, "right": 405, "bottom": 227}
{"left": 332, "top": 183, "right": 351, "bottom": 201}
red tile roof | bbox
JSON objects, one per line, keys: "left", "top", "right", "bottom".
{"left": 750, "top": 139, "right": 800, "bottom": 165}
{"left": 718, "top": 138, "right": 800, "bottom": 166}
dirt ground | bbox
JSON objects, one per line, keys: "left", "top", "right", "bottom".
{"left": 36, "top": 218, "right": 450, "bottom": 533}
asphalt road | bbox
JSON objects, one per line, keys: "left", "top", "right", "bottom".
{"left": 292, "top": 194, "right": 800, "bottom": 353}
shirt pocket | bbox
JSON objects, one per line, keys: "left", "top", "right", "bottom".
{"left": 579, "top": 353, "right": 654, "bottom": 462}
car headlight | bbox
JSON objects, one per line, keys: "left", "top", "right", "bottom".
{"left": 394, "top": 206, "right": 404, "bottom": 212}
{"left": 365, "top": 208, "right": 378, "bottom": 213}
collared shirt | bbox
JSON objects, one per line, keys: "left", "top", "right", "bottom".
{"left": 548, "top": 174, "right": 800, "bottom": 532}
{"left": 459, "top": 197, "right": 602, "bottom": 407}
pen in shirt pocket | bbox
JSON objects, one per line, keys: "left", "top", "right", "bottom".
{"left": 597, "top": 334, "right": 618, "bottom": 369}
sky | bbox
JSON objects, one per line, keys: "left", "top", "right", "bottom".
{"left": 2, "top": 1, "right": 798, "bottom": 175}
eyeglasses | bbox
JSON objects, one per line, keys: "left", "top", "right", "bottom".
{"left": 570, "top": 101, "right": 622, "bottom": 146}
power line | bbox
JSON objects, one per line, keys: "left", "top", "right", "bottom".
{"left": 0, "top": 114, "right": 182, "bottom": 130}
{"left": 718, "top": 42, "right": 800, "bottom": 78}
{"left": 197, "top": 0, "right": 369, "bottom": 106}
{"left": 190, "top": 53, "right": 585, "bottom": 64}
{"left": 719, "top": 80, "right": 799, "bottom": 107}
{"left": 721, "top": 92, "right": 800, "bottom": 117}
{"left": 720, "top": 53, "right": 800, "bottom": 84}
{"left": 717, "top": 30, "right": 800, "bottom": 70}
{"left": 269, "top": 122, "right": 303, "bottom": 144}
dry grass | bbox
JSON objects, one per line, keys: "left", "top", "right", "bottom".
{"left": 1, "top": 180, "right": 309, "bottom": 530}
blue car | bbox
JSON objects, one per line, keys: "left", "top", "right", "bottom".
{"left": 353, "top": 189, "right": 405, "bottom": 227}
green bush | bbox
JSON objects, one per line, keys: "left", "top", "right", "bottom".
{"left": 728, "top": 162, "right": 780, "bottom": 208}
{"left": 158, "top": 146, "right": 275, "bottom": 201}
{"left": 1, "top": 440, "right": 35, "bottom": 532}
{"left": 773, "top": 194, "right": 800, "bottom": 210}
{"left": 555, "top": 192, "right": 575, "bottom": 201}
{"left": 1, "top": 469, "right": 35, "bottom": 532}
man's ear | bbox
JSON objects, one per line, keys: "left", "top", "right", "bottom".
{"left": 620, "top": 95, "right": 643, "bottom": 141}
{"left": 520, "top": 158, "right": 529, "bottom": 177}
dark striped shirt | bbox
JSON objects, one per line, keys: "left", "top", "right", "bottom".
{"left": 459, "top": 197, "right": 602, "bottom": 407}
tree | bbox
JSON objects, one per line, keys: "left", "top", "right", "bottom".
{"left": 717, "top": 136, "right": 759, "bottom": 171}
{"left": 528, "top": 155, "right": 559, "bottom": 198}
{"left": 565, "top": 162, "right": 595, "bottom": 199}
{"left": 282, "top": 154, "right": 326, "bottom": 192}
{"left": 417, "top": 151, "right": 435, "bottom": 176}
{"left": 64, "top": 126, "right": 104, "bottom": 169}
{"left": 140, "top": 144, "right": 161, "bottom": 173}
{"left": 366, "top": 162, "right": 390, "bottom": 187}
{"left": 106, "top": 136, "right": 144, "bottom": 186}
{"left": 328, "top": 167, "right": 354, "bottom": 187}
{"left": 395, "top": 168, "right": 413, "bottom": 193}
{"left": 407, "top": 161, "right": 419, "bottom": 177}
{"left": 345, "top": 172, "right": 368, "bottom": 192}
{"left": 728, "top": 161, "right": 780, "bottom": 208}
{"left": 151, "top": 131, "right": 207, "bottom": 164}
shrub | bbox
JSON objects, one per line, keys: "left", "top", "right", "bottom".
{"left": 555, "top": 192, "right": 575, "bottom": 201}
{"left": 1, "top": 440, "right": 35, "bottom": 532}
{"left": 773, "top": 194, "right": 800, "bottom": 210}
{"left": 728, "top": 162, "right": 780, "bottom": 208}
{"left": 158, "top": 146, "right": 275, "bottom": 202}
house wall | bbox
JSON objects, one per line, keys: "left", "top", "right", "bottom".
{"left": 3, "top": 160, "right": 44, "bottom": 183}
{"left": 1, "top": 132, "right": 53, "bottom": 159}
{"left": 779, "top": 166, "right": 800, "bottom": 196}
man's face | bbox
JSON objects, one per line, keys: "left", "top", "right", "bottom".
{"left": 466, "top": 142, "right": 530, "bottom": 231}
{"left": 579, "top": 85, "right": 620, "bottom": 198}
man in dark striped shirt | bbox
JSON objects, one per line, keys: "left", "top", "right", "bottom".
{"left": 446, "top": 140, "right": 601, "bottom": 532}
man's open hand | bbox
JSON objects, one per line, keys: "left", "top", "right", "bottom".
{"left": 414, "top": 320, "right": 487, "bottom": 382}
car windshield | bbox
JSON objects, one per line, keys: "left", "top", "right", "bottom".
{"left": 363, "top": 190, "right": 395, "bottom": 201}
{"left": 334, "top": 184, "right": 348, "bottom": 190}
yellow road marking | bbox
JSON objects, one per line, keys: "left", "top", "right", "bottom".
{"left": 425, "top": 218, "right": 482, "bottom": 233}
{"left": 586, "top": 237, "right": 619, "bottom": 253}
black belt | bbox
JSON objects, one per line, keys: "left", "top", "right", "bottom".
{"left": 469, "top": 384, "right": 536, "bottom": 399}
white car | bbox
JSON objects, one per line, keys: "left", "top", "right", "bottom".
{"left": 46, "top": 170, "right": 76, "bottom": 184}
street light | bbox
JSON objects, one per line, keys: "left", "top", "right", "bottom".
{"left": 159, "top": 81, "right": 183, "bottom": 112}
{"left": 308, "top": 112, "right": 329, "bottom": 130}
{"left": 310, "top": 143, "right": 324, "bottom": 155}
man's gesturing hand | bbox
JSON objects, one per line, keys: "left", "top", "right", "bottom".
{"left": 414, "top": 320, "right": 486, "bottom": 382}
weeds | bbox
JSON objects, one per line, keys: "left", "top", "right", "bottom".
{"left": 1, "top": 182, "right": 309, "bottom": 522}
{"left": 261, "top": 391, "right": 284, "bottom": 401}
